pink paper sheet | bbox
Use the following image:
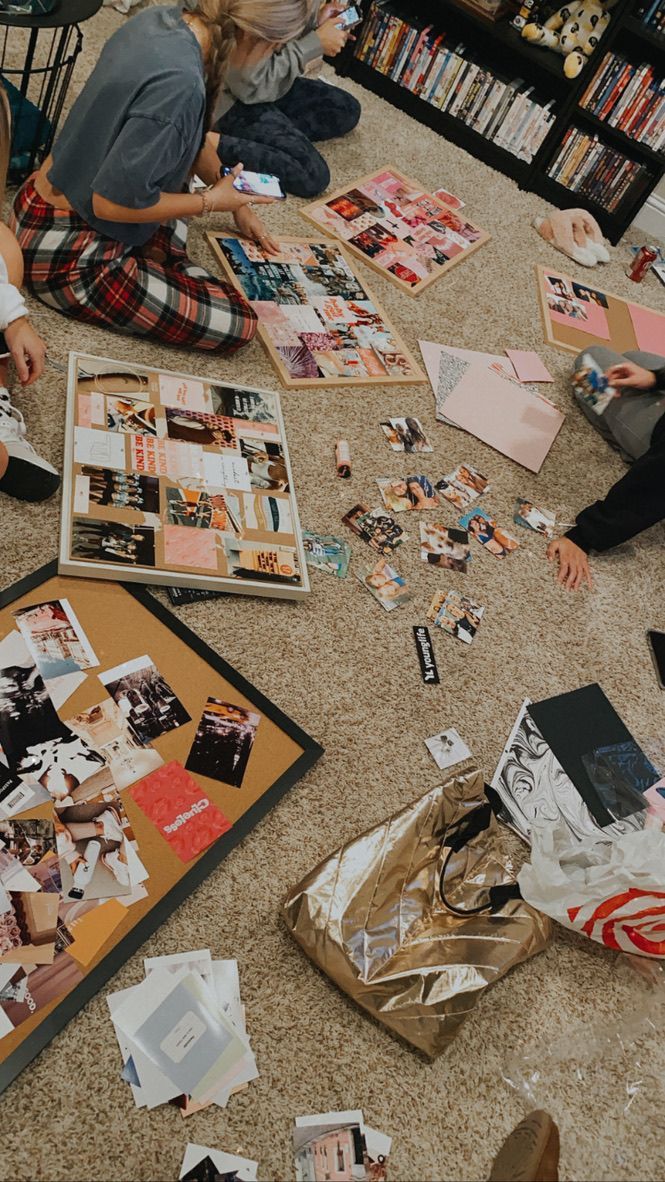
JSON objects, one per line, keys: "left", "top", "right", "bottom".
{"left": 419, "top": 340, "right": 513, "bottom": 391}
{"left": 506, "top": 350, "right": 554, "bottom": 383}
{"left": 628, "top": 303, "right": 665, "bottom": 354}
{"left": 440, "top": 360, "right": 565, "bottom": 473}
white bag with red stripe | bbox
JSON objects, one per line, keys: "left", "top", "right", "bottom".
{"left": 517, "top": 819, "right": 665, "bottom": 958}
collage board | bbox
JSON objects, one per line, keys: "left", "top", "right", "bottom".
{"left": 60, "top": 355, "right": 309, "bottom": 599}
{"left": 207, "top": 234, "right": 426, "bottom": 387}
{"left": 537, "top": 265, "right": 665, "bottom": 356}
{"left": 301, "top": 167, "right": 490, "bottom": 295}
{"left": 0, "top": 570, "right": 320, "bottom": 1092}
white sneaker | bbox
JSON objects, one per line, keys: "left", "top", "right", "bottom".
{"left": 0, "top": 386, "right": 60, "bottom": 502}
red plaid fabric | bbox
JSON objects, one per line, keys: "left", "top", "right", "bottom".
{"left": 11, "top": 181, "right": 258, "bottom": 355}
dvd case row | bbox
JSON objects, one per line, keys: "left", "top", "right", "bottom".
{"left": 354, "top": 2, "right": 556, "bottom": 163}
{"left": 546, "top": 128, "right": 651, "bottom": 213}
{"left": 580, "top": 52, "right": 665, "bottom": 151}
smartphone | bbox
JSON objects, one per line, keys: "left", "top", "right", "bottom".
{"left": 647, "top": 629, "right": 665, "bottom": 689}
{"left": 223, "top": 168, "right": 286, "bottom": 200}
{"left": 337, "top": 5, "right": 363, "bottom": 28}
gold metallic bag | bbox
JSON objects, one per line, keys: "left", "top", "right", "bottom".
{"left": 283, "top": 769, "right": 552, "bottom": 1057}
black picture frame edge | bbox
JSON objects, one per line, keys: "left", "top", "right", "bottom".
{"left": 0, "top": 559, "right": 324, "bottom": 1096}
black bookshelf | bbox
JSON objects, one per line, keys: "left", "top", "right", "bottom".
{"left": 335, "top": 0, "right": 665, "bottom": 244}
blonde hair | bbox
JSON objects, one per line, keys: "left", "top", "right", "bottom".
{"left": 0, "top": 84, "right": 10, "bottom": 213}
{"left": 184, "top": 0, "right": 312, "bottom": 122}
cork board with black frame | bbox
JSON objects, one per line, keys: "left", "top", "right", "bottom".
{"left": 536, "top": 265, "right": 665, "bottom": 357}
{"left": 0, "top": 562, "right": 323, "bottom": 1095}
{"left": 59, "top": 352, "right": 310, "bottom": 601}
{"left": 300, "top": 166, "right": 490, "bottom": 297}
{"left": 207, "top": 232, "right": 427, "bottom": 388}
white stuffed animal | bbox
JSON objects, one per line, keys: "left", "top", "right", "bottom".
{"left": 522, "top": 1, "right": 611, "bottom": 78}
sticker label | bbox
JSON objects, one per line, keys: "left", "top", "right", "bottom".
{"left": 413, "top": 625, "right": 440, "bottom": 684}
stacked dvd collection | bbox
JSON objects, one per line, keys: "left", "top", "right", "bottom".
{"left": 580, "top": 52, "right": 665, "bottom": 151}
{"left": 546, "top": 129, "right": 651, "bottom": 213}
{"left": 354, "top": 2, "right": 556, "bottom": 162}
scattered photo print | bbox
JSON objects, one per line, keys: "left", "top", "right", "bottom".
{"left": 0, "top": 763, "right": 50, "bottom": 820}
{"left": 544, "top": 273, "right": 574, "bottom": 300}
{"left": 77, "top": 364, "right": 151, "bottom": 397}
{"left": 458, "top": 509, "right": 520, "bottom": 559}
{"left": 572, "top": 352, "right": 616, "bottom": 416}
{"left": 223, "top": 539, "right": 301, "bottom": 584}
{"left": 99, "top": 656, "right": 191, "bottom": 744}
{"left": 572, "top": 282, "right": 609, "bottom": 308}
{"left": 0, "top": 886, "right": 59, "bottom": 965}
{"left": 380, "top": 416, "right": 432, "bottom": 454}
{"left": 179, "top": 1142, "right": 258, "bottom": 1182}
{"left": 430, "top": 589, "right": 485, "bottom": 645}
{"left": 420, "top": 523, "right": 471, "bottom": 572}
{"left": 185, "top": 700, "right": 261, "bottom": 788}
{"left": 0, "top": 953, "right": 84, "bottom": 1030}
{"left": 513, "top": 498, "right": 556, "bottom": 540}
{"left": 77, "top": 467, "right": 159, "bottom": 513}
{"left": 209, "top": 384, "right": 278, "bottom": 427}
{"left": 54, "top": 790, "right": 136, "bottom": 901}
{"left": 0, "top": 632, "right": 71, "bottom": 771}
{"left": 342, "top": 503, "right": 406, "bottom": 555}
{"left": 436, "top": 463, "right": 489, "bottom": 512}
{"left": 425, "top": 727, "right": 472, "bottom": 770}
{"left": 357, "top": 558, "right": 410, "bottom": 613}
{"left": 130, "top": 761, "right": 231, "bottom": 861}
{"left": 225, "top": 491, "right": 293, "bottom": 536}
{"left": 13, "top": 598, "right": 98, "bottom": 681}
{"left": 302, "top": 532, "right": 351, "bottom": 578}
{"left": 105, "top": 395, "right": 157, "bottom": 436}
{"left": 377, "top": 475, "right": 439, "bottom": 512}
{"left": 165, "top": 486, "right": 229, "bottom": 532}
{"left": 546, "top": 293, "right": 589, "bottom": 323}
{"left": 71, "top": 518, "right": 156, "bottom": 567}
{"left": 434, "top": 186, "right": 464, "bottom": 210}
{"left": 66, "top": 698, "right": 164, "bottom": 792}
{"left": 0, "top": 818, "right": 56, "bottom": 893}
{"left": 293, "top": 1117, "right": 367, "bottom": 1182}
{"left": 17, "top": 734, "right": 109, "bottom": 805}
{"left": 239, "top": 439, "right": 289, "bottom": 492}
{"left": 165, "top": 407, "right": 238, "bottom": 450}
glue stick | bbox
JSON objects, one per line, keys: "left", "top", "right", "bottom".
{"left": 336, "top": 439, "right": 351, "bottom": 478}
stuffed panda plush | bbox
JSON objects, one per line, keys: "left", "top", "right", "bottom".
{"left": 522, "top": 1, "right": 611, "bottom": 78}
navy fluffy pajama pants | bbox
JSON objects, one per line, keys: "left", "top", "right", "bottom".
{"left": 214, "top": 76, "right": 361, "bottom": 199}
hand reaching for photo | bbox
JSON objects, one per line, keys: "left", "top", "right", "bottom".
{"left": 4, "top": 316, "right": 46, "bottom": 386}
{"left": 605, "top": 361, "right": 657, "bottom": 392}
{"left": 233, "top": 205, "right": 280, "bottom": 256}
{"left": 546, "top": 537, "right": 593, "bottom": 591}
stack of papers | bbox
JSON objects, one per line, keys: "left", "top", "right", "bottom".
{"left": 293, "top": 1109, "right": 392, "bottom": 1182}
{"left": 107, "top": 949, "right": 258, "bottom": 1115}
{"left": 419, "top": 340, "right": 564, "bottom": 474}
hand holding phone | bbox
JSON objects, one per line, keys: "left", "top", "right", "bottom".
{"left": 336, "top": 5, "right": 362, "bottom": 28}
{"left": 222, "top": 167, "right": 286, "bottom": 201}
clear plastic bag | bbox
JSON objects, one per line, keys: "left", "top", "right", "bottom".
{"left": 502, "top": 956, "right": 665, "bottom": 1181}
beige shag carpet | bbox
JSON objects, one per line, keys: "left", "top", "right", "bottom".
{"left": 2, "top": 6, "right": 665, "bottom": 1181}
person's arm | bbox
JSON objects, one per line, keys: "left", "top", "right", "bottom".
{"left": 0, "top": 223, "right": 46, "bottom": 386}
{"left": 606, "top": 359, "right": 664, "bottom": 394}
{"left": 92, "top": 167, "right": 271, "bottom": 225}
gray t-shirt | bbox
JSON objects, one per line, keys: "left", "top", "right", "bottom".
{"left": 48, "top": 5, "right": 205, "bottom": 246}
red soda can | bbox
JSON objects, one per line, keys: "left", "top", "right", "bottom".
{"left": 627, "top": 245, "right": 658, "bottom": 283}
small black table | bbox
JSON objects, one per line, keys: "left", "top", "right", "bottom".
{"left": 0, "top": 0, "right": 103, "bottom": 178}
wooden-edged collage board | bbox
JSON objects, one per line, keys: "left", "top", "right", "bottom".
{"left": 537, "top": 265, "right": 665, "bottom": 357}
{"left": 0, "top": 564, "right": 323, "bottom": 1094}
{"left": 59, "top": 353, "right": 310, "bottom": 600}
{"left": 207, "top": 232, "right": 427, "bottom": 388}
{"left": 301, "top": 166, "right": 490, "bottom": 296}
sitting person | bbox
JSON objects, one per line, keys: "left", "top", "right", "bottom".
{"left": 11, "top": 1, "right": 310, "bottom": 354}
{"left": 547, "top": 347, "right": 665, "bottom": 591}
{"left": 0, "top": 82, "right": 59, "bottom": 502}
{"left": 211, "top": 1, "right": 361, "bottom": 197}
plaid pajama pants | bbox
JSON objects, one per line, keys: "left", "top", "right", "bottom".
{"left": 10, "top": 180, "right": 258, "bottom": 354}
